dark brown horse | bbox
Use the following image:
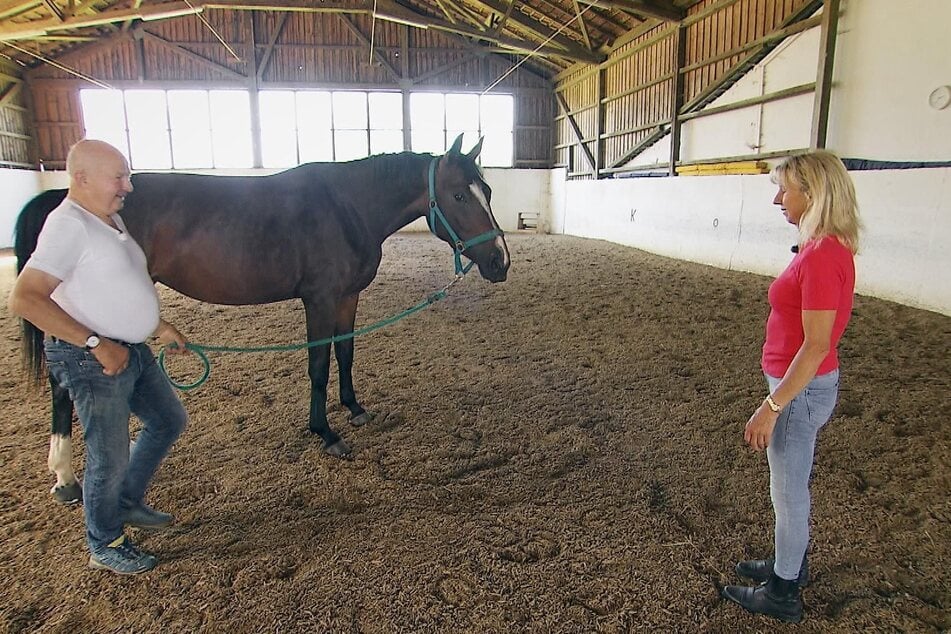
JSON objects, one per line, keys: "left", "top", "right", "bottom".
{"left": 15, "top": 135, "right": 510, "bottom": 504}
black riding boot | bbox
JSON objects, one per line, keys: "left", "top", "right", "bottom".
{"left": 722, "top": 572, "right": 803, "bottom": 623}
{"left": 736, "top": 552, "right": 809, "bottom": 587}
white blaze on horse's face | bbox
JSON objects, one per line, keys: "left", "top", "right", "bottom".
{"left": 469, "top": 183, "right": 511, "bottom": 270}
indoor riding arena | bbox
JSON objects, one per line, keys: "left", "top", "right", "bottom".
{"left": 1, "top": 0, "right": 948, "bottom": 632}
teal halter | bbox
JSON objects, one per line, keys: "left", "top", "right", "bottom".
{"left": 426, "top": 157, "right": 503, "bottom": 275}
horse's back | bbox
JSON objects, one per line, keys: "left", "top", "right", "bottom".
{"left": 121, "top": 165, "right": 374, "bottom": 305}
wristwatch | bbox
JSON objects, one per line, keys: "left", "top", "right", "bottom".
{"left": 84, "top": 333, "right": 102, "bottom": 351}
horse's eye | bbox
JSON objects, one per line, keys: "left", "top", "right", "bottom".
{"left": 454, "top": 193, "right": 465, "bottom": 202}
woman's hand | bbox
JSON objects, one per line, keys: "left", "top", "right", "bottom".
{"left": 744, "top": 402, "right": 779, "bottom": 451}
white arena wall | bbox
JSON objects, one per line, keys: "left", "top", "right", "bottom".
{"left": 551, "top": 0, "right": 951, "bottom": 316}
{"left": 0, "top": 169, "right": 43, "bottom": 250}
{"left": 551, "top": 167, "right": 951, "bottom": 316}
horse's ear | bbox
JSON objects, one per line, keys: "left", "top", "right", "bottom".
{"left": 466, "top": 136, "right": 484, "bottom": 162}
{"left": 448, "top": 133, "right": 464, "bottom": 156}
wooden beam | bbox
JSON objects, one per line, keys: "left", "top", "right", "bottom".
{"left": 679, "top": 83, "right": 815, "bottom": 122}
{"left": 136, "top": 30, "right": 246, "bottom": 81}
{"left": 0, "top": 0, "right": 40, "bottom": 20}
{"left": 594, "top": 65, "right": 603, "bottom": 178}
{"left": 338, "top": 13, "right": 401, "bottom": 82}
{"left": 571, "top": 0, "right": 591, "bottom": 50}
{"left": 610, "top": 124, "right": 668, "bottom": 169}
{"left": 811, "top": 0, "right": 838, "bottom": 150}
{"left": 0, "top": 1, "right": 202, "bottom": 39}
{"left": 255, "top": 11, "right": 286, "bottom": 81}
{"left": 0, "top": 81, "right": 22, "bottom": 106}
{"left": 410, "top": 50, "right": 478, "bottom": 84}
{"left": 432, "top": 0, "right": 457, "bottom": 24}
{"left": 437, "top": 0, "right": 484, "bottom": 28}
{"left": 246, "top": 12, "right": 261, "bottom": 168}
{"left": 491, "top": 0, "right": 517, "bottom": 36}
{"left": 556, "top": 91, "right": 595, "bottom": 172}
{"left": 577, "top": 0, "right": 684, "bottom": 22}
{"left": 667, "top": 23, "right": 685, "bottom": 176}
{"left": 202, "top": 0, "right": 359, "bottom": 12}
{"left": 466, "top": 0, "right": 601, "bottom": 62}
{"left": 41, "top": 0, "right": 64, "bottom": 21}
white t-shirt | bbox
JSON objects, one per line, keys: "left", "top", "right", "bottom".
{"left": 25, "top": 199, "right": 160, "bottom": 344}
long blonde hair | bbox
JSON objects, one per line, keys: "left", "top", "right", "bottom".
{"left": 772, "top": 151, "right": 862, "bottom": 254}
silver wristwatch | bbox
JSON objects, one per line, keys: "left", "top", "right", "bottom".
{"left": 84, "top": 334, "right": 101, "bottom": 351}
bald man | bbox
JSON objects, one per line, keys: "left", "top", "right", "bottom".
{"left": 9, "top": 139, "right": 190, "bottom": 575}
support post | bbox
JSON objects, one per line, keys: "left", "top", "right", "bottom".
{"left": 668, "top": 24, "right": 686, "bottom": 176}
{"left": 811, "top": 0, "right": 839, "bottom": 150}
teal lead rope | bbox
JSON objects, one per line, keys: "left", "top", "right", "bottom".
{"left": 159, "top": 156, "right": 502, "bottom": 391}
{"left": 159, "top": 279, "right": 460, "bottom": 391}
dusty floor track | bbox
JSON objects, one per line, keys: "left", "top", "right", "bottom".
{"left": 0, "top": 234, "right": 948, "bottom": 633}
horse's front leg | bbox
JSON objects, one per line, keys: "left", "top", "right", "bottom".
{"left": 48, "top": 373, "right": 82, "bottom": 505}
{"left": 303, "top": 299, "right": 351, "bottom": 459}
{"left": 334, "top": 293, "right": 373, "bottom": 427}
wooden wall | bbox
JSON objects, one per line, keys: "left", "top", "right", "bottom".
{"left": 17, "top": 10, "right": 553, "bottom": 169}
{"left": 554, "top": 0, "right": 820, "bottom": 179}
{"left": 0, "top": 65, "right": 33, "bottom": 168}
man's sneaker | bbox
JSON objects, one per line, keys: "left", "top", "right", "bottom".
{"left": 121, "top": 503, "right": 174, "bottom": 530}
{"left": 88, "top": 535, "right": 157, "bottom": 575}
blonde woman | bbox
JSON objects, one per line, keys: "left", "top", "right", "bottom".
{"left": 722, "top": 151, "right": 861, "bottom": 623}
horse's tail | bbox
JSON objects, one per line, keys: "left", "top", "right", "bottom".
{"left": 13, "top": 189, "right": 68, "bottom": 386}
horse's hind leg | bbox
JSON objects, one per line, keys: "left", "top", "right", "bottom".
{"left": 304, "top": 299, "right": 351, "bottom": 459}
{"left": 48, "top": 374, "right": 81, "bottom": 505}
{"left": 334, "top": 293, "right": 373, "bottom": 427}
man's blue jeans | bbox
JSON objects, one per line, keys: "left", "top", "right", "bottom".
{"left": 44, "top": 340, "right": 187, "bottom": 553}
{"left": 765, "top": 369, "right": 839, "bottom": 581}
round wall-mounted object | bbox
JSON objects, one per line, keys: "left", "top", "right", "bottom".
{"left": 929, "top": 85, "right": 951, "bottom": 110}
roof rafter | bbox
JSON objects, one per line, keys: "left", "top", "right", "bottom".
{"left": 467, "top": 0, "right": 600, "bottom": 61}
{"left": 578, "top": 0, "right": 683, "bottom": 22}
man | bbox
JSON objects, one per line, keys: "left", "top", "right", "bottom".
{"left": 9, "top": 139, "right": 190, "bottom": 575}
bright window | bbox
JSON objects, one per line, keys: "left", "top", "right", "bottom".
{"left": 296, "top": 91, "right": 333, "bottom": 163}
{"left": 79, "top": 88, "right": 513, "bottom": 169}
{"left": 209, "top": 91, "right": 253, "bottom": 168}
{"left": 80, "top": 88, "right": 253, "bottom": 169}
{"left": 409, "top": 92, "right": 514, "bottom": 166}
{"left": 124, "top": 90, "right": 171, "bottom": 170}
{"left": 168, "top": 90, "right": 213, "bottom": 169}
{"left": 79, "top": 90, "right": 129, "bottom": 160}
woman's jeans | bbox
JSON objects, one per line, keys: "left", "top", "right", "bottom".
{"left": 765, "top": 369, "right": 839, "bottom": 580}
{"left": 44, "top": 339, "right": 187, "bottom": 553}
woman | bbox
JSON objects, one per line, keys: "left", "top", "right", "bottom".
{"left": 722, "top": 151, "right": 861, "bottom": 623}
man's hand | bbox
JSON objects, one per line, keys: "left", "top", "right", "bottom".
{"left": 92, "top": 339, "right": 131, "bottom": 376}
{"left": 154, "top": 319, "right": 189, "bottom": 355}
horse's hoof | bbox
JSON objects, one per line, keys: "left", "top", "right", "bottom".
{"left": 350, "top": 411, "right": 374, "bottom": 427}
{"left": 324, "top": 440, "right": 353, "bottom": 460}
{"left": 52, "top": 482, "right": 82, "bottom": 505}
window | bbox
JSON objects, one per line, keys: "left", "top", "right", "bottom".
{"left": 410, "top": 91, "right": 514, "bottom": 166}
{"left": 80, "top": 88, "right": 513, "bottom": 170}
{"left": 369, "top": 92, "right": 403, "bottom": 155}
{"left": 258, "top": 90, "right": 402, "bottom": 166}
{"left": 80, "top": 89, "right": 253, "bottom": 169}
{"left": 333, "top": 92, "right": 368, "bottom": 162}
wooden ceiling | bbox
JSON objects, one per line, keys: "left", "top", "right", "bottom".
{"left": 0, "top": 0, "right": 697, "bottom": 78}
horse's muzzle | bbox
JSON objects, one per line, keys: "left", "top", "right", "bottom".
{"left": 480, "top": 248, "right": 509, "bottom": 283}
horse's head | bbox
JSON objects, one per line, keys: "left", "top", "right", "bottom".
{"left": 428, "top": 134, "right": 510, "bottom": 282}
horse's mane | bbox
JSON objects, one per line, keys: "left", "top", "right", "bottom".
{"left": 366, "top": 151, "right": 430, "bottom": 184}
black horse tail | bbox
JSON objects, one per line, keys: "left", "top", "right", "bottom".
{"left": 13, "top": 188, "right": 68, "bottom": 386}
